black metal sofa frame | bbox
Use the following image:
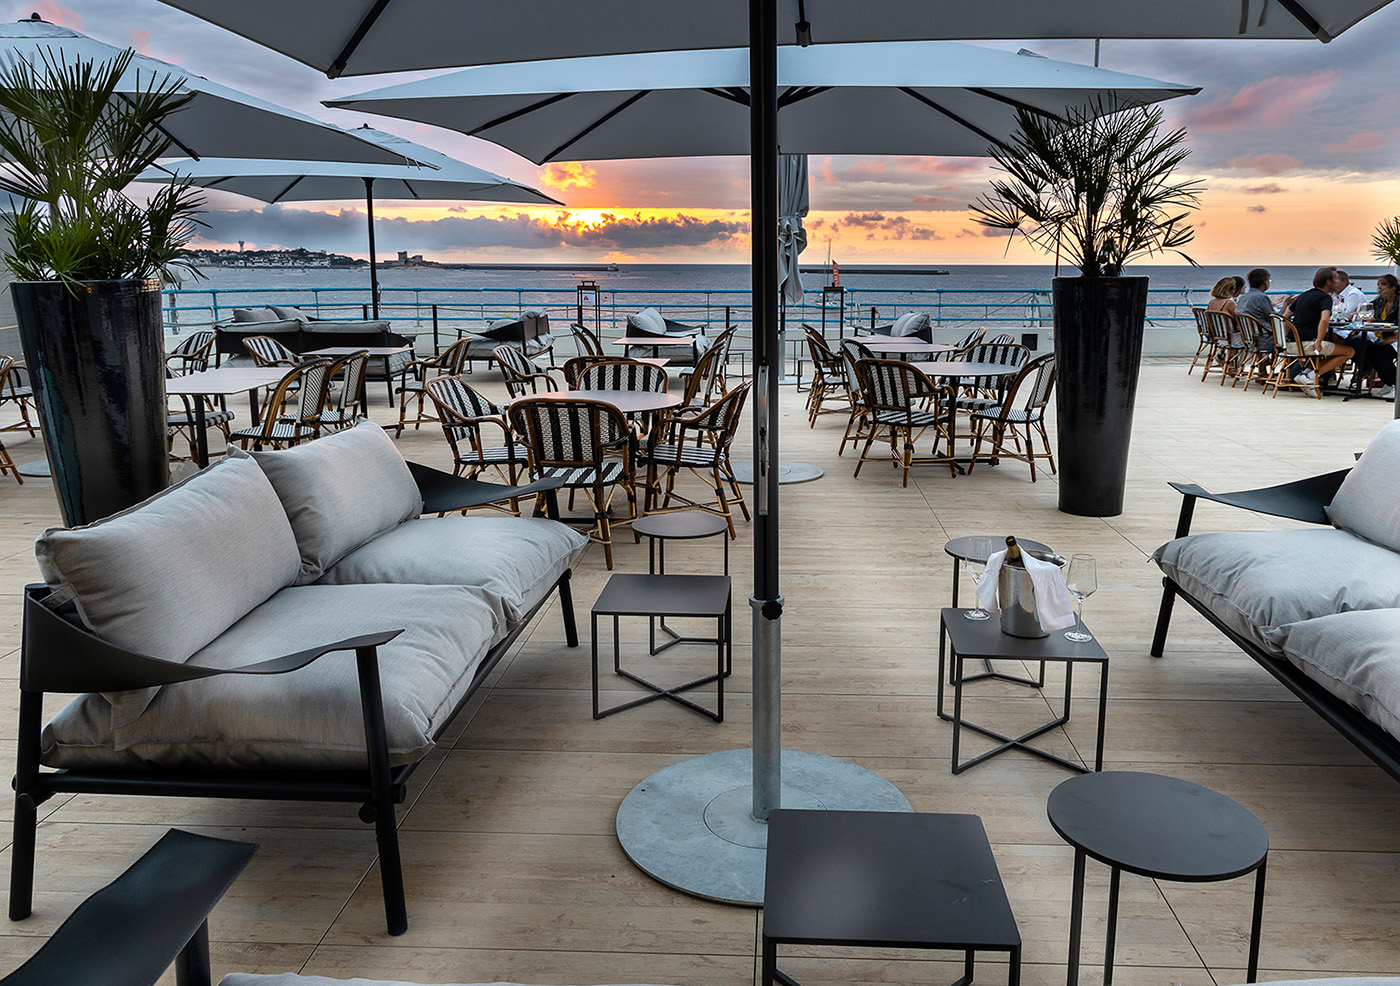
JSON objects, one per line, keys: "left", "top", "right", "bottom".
{"left": 456, "top": 313, "right": 555, "bottom": 369}
{"left": 9, "top": 464, "right": 576, "bottom": 938}
{"left": 1149, "top": 467, "right": 1400, "bottom": 784}
{"left": 213, "top": 324, "right": 412, "bottom": 362}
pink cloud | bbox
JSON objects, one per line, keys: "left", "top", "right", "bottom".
{"left": 1184, "top": 71, "right": 1337, "bottom": 133}
{"left": 912, "top": 195, "right": 955, "bottom": 206}
{"left": 848, "top": 160, "right": 887, "bottom": 175}
{"left": 817, "top": 159, "right": 837, "bottom": 184}
{"left": 1226, "top": 152, "right": 1301, "bottom": 175}
{"left": 1325, "top": 131, "right": 1389, "bottom": 153}
{"left": 893, "top": 157, "right": 985, "bottom": 176}
{"left": 128, "top": 28, "right": 154, "bottom": 55}
{"left": 18, "top": 2, "right": 83, "bottom": 29}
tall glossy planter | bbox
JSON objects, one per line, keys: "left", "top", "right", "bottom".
{"left": 1052, "top": 275, "right": 1149, "bottom": 517}
{"left": 11, "top": 279, "right": 168, "bottom": 527}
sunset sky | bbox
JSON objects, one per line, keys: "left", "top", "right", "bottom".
{"left": 17, "top": 0, "right": 1400, "bottom": 267}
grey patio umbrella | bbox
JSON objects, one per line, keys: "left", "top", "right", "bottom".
{"left": 137, "top": 126, "right": 561, "bottom": 316}
{"left": 327, "top": 39, "right": 1198, "bottom": 902}
{"left": 778, "top": 153, "right": 807, "bottom": 307}
{"left": 0, "top": 15, "right": 410, "bottom": 165}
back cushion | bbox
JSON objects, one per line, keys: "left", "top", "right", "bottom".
{"left": 34, "top": 455, "right": 301, "bottom": 726}
{"left": 627, "top": 307, "right": 667, "bottom": 337}
{"left": 242, "top": 420, "right": 423, "bottom": 583}
{"left": 480, "top": 316, "right": 526, "bottom": 341}
{"left": 892, "top": 312, "right": 931, "bottom": 337}
{"left": 269, "top": 305, "right": 317, "bottom": 322}
{"left": 230, "top": 307, "right": 277, "bottom": 323}
{"left": 1327, "top": 419, "right": 1400, "bottom": 551}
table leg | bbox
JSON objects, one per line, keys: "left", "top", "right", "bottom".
{"left": 963, "top": 949, "right": 975, "bottom": 986}
{"left": 937, "top": 614, "right": 948, "bottom": 720}
{"left": 951, "top": 650, "right": 964, "bottom": 773}
{"left": 1008, "top": 945, "right": 1022, "bottom": 986}
{"left": 1066, "top": 848, "right": 1086, "bottom": 986}
{"left": 1104, "top": 866, "right": 1121, "bottom": 986}
{"left": 591, "top": 611, "right": 601, "bottom": 719}
{"left": 761, "top": 935, "right": 777, "bottom": 986}
{"left": 1247, "top": 855, "right": 1267, "bottom": 983}
{"left": 1095, "top": 663, "right": 1109, "bottom": 772}
{"left": 381, "top": 356, "right": 392, "bottom": 406}
{"left": 247, "top": 388, "right": 262, "bottom": 426}
{"left": 194, "top": 401, "right": 209, "bottom": 469}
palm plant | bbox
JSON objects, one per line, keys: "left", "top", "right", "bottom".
{"left": 1371, "top": 217, "right": 1400, "bottom": 267}
{"left": 970, "top": 100, "right": 1203, "bottom": 277}
{"left": 0, "top": 48, "right": 204, "bottom": 289}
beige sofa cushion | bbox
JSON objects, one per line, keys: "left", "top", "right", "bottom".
{"left": 240, "top": 421, "right": 423, "bottom": 584}
{"left": 1272, "top": 608, "right": 1400, "bottom": 739}
{"left": 1327, "top": 419, "right": 1400, "bottom": 552}
{"left": 318, "top": 516, "right": 587, "bottom": 631}
{"left": 42, "top": 583, "right": 499, "bottom": 770}
{"left": 34, "top": 455, "right": 302, "bottom": 728}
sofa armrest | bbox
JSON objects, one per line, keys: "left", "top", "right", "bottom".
{"left": 21, "top": 585, "right": 401, "bottom": 694}
{"left": 405, "top": 460, "right": 564, "bottom": 515}
{"left": 1167, "top": 468, "right": 1350, "bottom": 538}
{"left": 0, "top": 828, "right": 256, "bottom": 986}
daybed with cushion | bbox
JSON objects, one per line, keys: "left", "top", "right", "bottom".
{"left": 213, "top": 305, "right": 414, "bottom": 371}
{"left": 454, "top": 309, "right": 555, "bottom": 367}
{"left": 1151, "top": 418, "right": 1400, "bottom": 781}
{"left": 623, "top": 307, "right": 710, "bottom": 366}
{"left": 11, "top": 421, "right": 587, "bottom": 936}
{"left": 863, "top": 311, "right": 933, "bottom": 342}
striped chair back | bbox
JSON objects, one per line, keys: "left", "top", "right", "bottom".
{"left": 577, "top": 360, "right": 668, "bottom": 393}
{"left": 963, "top": 342, "right": 1030, "bottom": 390}
{"left": 243, "top": 335, "right": 298, "bottom": 367}
{"left": 509, "top": 398, "right": 630, "bottom": 469}
{"left": 571, "top": 322, "right": 605, "bottom": 357}
{"left": 986, "top": 333, "right": 1017, "bottom": 345}
{"left": 952, "top": 327, "right": 986, "bottom": 353}
{"left": 562, "top": 355, "right": 620, "bottom": 388}
{"left": 291, "top": 359, "right": 333, "bottom": 424}
{"left": 328, "top": 350, "right": 369, "bottom": 414}
{"left": 856, "top": 358, "right": 938, "bottom": 413}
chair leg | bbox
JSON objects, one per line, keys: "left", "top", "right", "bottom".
{"left": 1151, "top": 580, "right": 1176, "bottom": 658}
{"left": 557, "top": 570, "right": 579, "bottom": 648}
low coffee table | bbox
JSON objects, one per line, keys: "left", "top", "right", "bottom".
{"left": 938, "top": 607, "right": 1108, "bottom": 775}
{"left": 762, "top": 809, "right": 1021, "bottom": 986}
{"left": 1048, "top": 771, "right": 1269, "bottom": 986}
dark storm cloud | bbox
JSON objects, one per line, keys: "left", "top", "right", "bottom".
{"left": 1244, "top": 183, "right": 1288, "bottom": 194}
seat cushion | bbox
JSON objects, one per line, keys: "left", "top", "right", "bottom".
{"left": 240, "top": 420, "right": 423, "bottom": 584}
{"left": 1272, "top": 609, "right": 1400, "bottom": 740}
{"left": 1152, "top": 529, "right": 1400, "bottom": 652}
{"left": 1327, "top": 419, "right": 1400, "bottom": 552}
{"left": 627, "top": 307, "right": 668, "bottom": 337}
{"left": 269, "top": 305, "right": 318, "bottom": 322}
{"left": 230, "top": 307, "right": 278, "bottom": 323}
{"left": 318, "top": 516, "right": 587, "bottom": 630}
{"left": 892, "top": 312, "right": 931, "bottom": 338}
{"left": 42, "top": 583, "right": 500, "bottom": 770}
{"left": 35, "top": 455, "right": 302, "bottom": 729}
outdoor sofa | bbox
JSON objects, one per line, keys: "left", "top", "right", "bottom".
{"left": 1151, "top": 418, "right": 1400, "bottom": 781}
{"left": 10, "top": 421, "right": 588, "bottom": 936}
{"left": 455, "top": 309, "right": 556, "bottom": 367}
{"left": 862, "top": 310, "right": 934, "bottom": 342}
{"left": 212, "top": 304, "right": 415, "bottom": 375}
{"left": 623, "top": 307, "right": 710, "bottom": 366}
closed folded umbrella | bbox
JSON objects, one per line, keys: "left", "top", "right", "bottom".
{"left": 777, "top": 153, "right": 807, "bottom": 308}
{"left": 138, "top": 126, "right": 561, "bottom": 315}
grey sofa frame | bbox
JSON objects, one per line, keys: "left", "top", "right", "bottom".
{"left": 9, "top": 464, "right": 577, "bottom": 938}
{"left": 1149, "top": 467, "right": 1400, "bottom": 784}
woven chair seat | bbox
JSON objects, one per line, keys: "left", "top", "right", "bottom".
{"left": 7, "top": 386, "right": 33, "bottom": 399}
{"left": 229, "top": 420, "right": 318, "bottom": 443}
{"left": 640, "top": 442, "right": 719, "bottom": 468}
{"left": 874, "top": 408, "right": 943, "bottom": 427}
{"left": 541, "top": 461, "right": 631, "bottom": 487}
{"left": 457, "top": 445, "right": 526, "bottom": 467}
{"left": 168, "top": 409, "right": 234, "bottom": 428}
{"left": 958, "top": 397, "right": 1002, "bottom": 414}
{"left": 971, "top": 406, "right": 1041, "bottom": 424}
{"left": 318, "top": 409, "right": 366, "bottom": 427}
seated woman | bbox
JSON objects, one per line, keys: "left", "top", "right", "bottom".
{"left": 1364, "top": 273, "right": 1399, "bottom": 399}
{"left": 1205, "top": 276, "right": 1239, "bottom": 313}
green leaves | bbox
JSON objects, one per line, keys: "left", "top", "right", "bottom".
{"left": 0, "top": 47, "right": 204, "bottom": 288}
{"left": 1371, "top": 217, "right": 1400, "bottom": 266}
{"left": 970, "top": 100, "right": 1202, "bottom": 277}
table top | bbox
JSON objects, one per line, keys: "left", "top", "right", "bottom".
{"left": 913, "top": 360, "right": 1022, "bottom": 377}
{"left": 613, "top": 335, "right": 700, "bottom": 346}
{"left": 763, "top": 809, "right": 1020, "bottom": 949}
{"left": 167, "top": 367, "right": 286, "bottom": 396}
{"left": 1047, "top": 771, "right": 1268, "bottom": 881}
{"left": 856, "top": 337, "right": 954, "bottom": 355}
{"left": 305, "top": 345, "right": 414, "bottom": 356}
{"left": 593, "top": 573, "right": 731, "bottom": 618}
{"left": 942, "top": 608, "right": 1108, "bottom": 663}
{"left": 513, "top": 389, "right": 681, "bottom": 414}
{"left": 945, "top": 536, "right": 1053, "bottom": 562}
{"left": 632, "top": 511, "right": 731, "bottom": 541}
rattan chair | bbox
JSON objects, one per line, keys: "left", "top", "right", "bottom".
{"left": 676, "top": 337, "right": 729, "bottom": 412}
{"left": 425, "top": 375, "right": 528, "bottom": 510}
{"left": 228, "top": 358, "right": 333, "bottom": 450}
{"left": 570, "top": 322, "right": 606, "bottom": 357}
{"left": 319, "top": 350, "right": 371, "bottom": 432}
{"left": 955, "top": 342, "right": 1030, "bottom": 414}
{"left": 562, "top": 355, "right": 637, "bottom": 389}
{"left": 0, "top": 356, "right": 38, "bottom": 437}
{"left": 495, "top": 345, "right": 559, "bottom": 398}
{"left": 1234, "top": 312, "right": 1278, "bottom": 392}
{"left": 242, "top": 335, "right": 299, "bottom": 367}
{"left": 1187, "top": 307, "right": 1213, "bottom": 374}
{"left": 986, "top": 332, "right": 1017, "bottom": 345}
{"left": 1197, "top": 310, "right": 1235, "bottom": 383}
{"left": 165, "top": 330, "right": 215, "bottom": 375}
{"left": 837, "top": 337, "right": 876, "bottom": 455}
{"left": 395, "top": 337, "right": 472, "bottom": 436}
{"left": 638, "top": 381, "right": 752, "bottom": 538}
{"left": 853, "top": 358, "right": 955, "bottom": 486}
{"left": 950, "top": 327, "right": 986, "bottom": 358}
{"left": 509, "top": 396, "right": 637, "bottom": 568}
{"left": 1204, "top": 309, "right": 1249, "bottom": 386}
{"left": 1265, "top": 315, "right": 1322, "bottom": 399}
{"left": 576, "top": 359, "right": 669, "bottom": 393}
{"left": 803, "top": 326, "right": 849, "bottom": 425}
{"left": 966, "top": 353, "right": 1057, "bottom": 481}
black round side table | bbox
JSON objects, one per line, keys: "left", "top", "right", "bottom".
{"left": 941, "top": 535, "right": 1054, "bottom": 687}
{"left": 1047, "top": 771, "right": 1269, "bottom": 986}
{"left": 633, "top": 510, "right": 730, "bottom": 575}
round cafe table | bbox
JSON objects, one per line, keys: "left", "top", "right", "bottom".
{"left": 511, "top": 389, "right": 681, "bottom": 416}
{"left": 857, "top": 337, "right": 954, "bottom": 357}
{"left": 911, "top": 360, "right": 1026, "bottom": 467}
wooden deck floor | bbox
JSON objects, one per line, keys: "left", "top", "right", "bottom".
{"left": 0, "top": 360, "right": 1395, "bottom": 985}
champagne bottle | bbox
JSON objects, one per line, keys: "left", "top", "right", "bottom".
{"left": 1005, "top": 535, "right": 1024, "bottom": 566}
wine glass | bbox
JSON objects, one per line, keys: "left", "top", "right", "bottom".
{"left": 963, "top": 537, "right": 992, "bottom": 621}
{"left": 1064, "top": 553, "right": 1097, "bottom": 642}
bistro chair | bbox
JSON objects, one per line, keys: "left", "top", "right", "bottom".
{"left": 576, "top": 359, "right": 669, "bottom": 393}
{"left": 950, "top": 326, "right": 986, "bottom": 358}
{"left": 425, "top": 375, "right": 528, "bottom": 511}
{"left": 242, "top": 335, "right": 299, "bottom": 368}
{"left": 1203, "top": 309, "right": 1249, "bottom": 386}
{"left": 1187, "top": 307, "right": 1213, "bottom": 375}
{"left": 804, "top": 326, "right": 849, "bottom": 426}
{"left": 0, "top": 433, "right": 18, "bottom": 484}
{"left": 228, "top": 358, "right": 333, "bottom": 450}
{"left": 0, "top": 355, "right": 38, "bottom": 437}
{"left": 955, "top": 342, "right": 1030, "bottom": 414}
{"left": 638, "top": 381, "right": 752, "bottom": 538}
{"left": 837, "top": 337, "right": 876, "bottom": 456}
{"left": 1264, "top": 315, "right": 1322, "bottom": 400}
{"left": 1197, "top": 310, "right": 1235, "bottom": 384}
{"left": 966, "top": 353, "right": 1057, "bottom": 481}
{"left": 677, "top": 335, "right": 729, "bottom": 412}
{"left": 571, "top": 322, "right": 606, "bottom": 357}
{"left": 495, "top": 345, "right": 559, "bottom": 398}
{"left": 509, "top": 396, "right": 637, "bottom": 569}
{"left": 853, "top": 358, "right": 955, "bottom": 486}
{"left": 986, "top": 332, "right": 1017, "bottom": 345}
{"left": 1234, "top": 312, "right": 1278, "bottom": 393}
{"left": 562, "top": 354, "right": 637, "bottom": 389}
{"left": 319, "top": 350, "right": 371, "bottom": 432}
{"left": 165, "top": 367, "right": 234, "bottom": 463}
{"left": 165, "top": 330, "right": 215, "bottom": 375}
{"left": 395, "top": 337, "right": 472, "bottom": 436}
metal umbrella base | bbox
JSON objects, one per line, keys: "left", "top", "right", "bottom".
{"left": 615, "top": 747, "right": 911, "bottom": 905}
{"left": 730, "top": 460, "right": 823, "bottom": 485}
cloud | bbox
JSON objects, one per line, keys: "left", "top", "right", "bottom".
{"left": 1227, "top": 153, "right": 1301, "bottom": 175}
{"left": 1245, "top": 204, "right": 1267, "bottom": 213}
{"left": 957, "top": 227, "right": 1011, "bottom": 239}
{"left": 1325, "top": 132, "right": 1389, "bottom": 154}
{"left": 1182, "top": 71, "right": 1337, "bottom": 133}
{"left": 541, "top": 161, "right": 597, "bottom": 190}
{"left": 1244, "top": 183, "right": 1286, "bottom": 194}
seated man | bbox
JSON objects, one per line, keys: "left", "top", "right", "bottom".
{"left": 1284, "top": 266, "right": 1354, "bottom": 391}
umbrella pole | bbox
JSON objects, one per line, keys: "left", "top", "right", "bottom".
{"left": 364, "top": 177, "right": 381, "bottom": 318}
{"left": 749, "top": 0, "right": 782, "bottom": 824}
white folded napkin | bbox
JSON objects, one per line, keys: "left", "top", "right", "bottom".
{"left": 975, "top": 548, "right": 1078, "bottom": 631}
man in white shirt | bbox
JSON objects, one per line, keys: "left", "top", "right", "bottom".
{"left": 1333, "top": 269, "right": 1368, "bottom": 319}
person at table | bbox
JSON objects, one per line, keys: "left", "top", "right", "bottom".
{"left": 1333, "top": 269, "right": 1367, "bottom": 320}
{"left": 1234, "top": 268, "right": 1276, "bottom": 380}
{"left": 1363, "top": 273, "right": 1398, "bottom": 400}
{"left": 1283, "top": 266, "right": 1354, "bottom": 390}
{"left": 1205, "top": 276, "right": 1239, "bottom": 313}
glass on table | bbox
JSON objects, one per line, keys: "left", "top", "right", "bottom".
{"left": 1064, "top": 553, "right": 1097, "bottom": 642}
{"left": 964, "top": 537, "right": 992, "bottom": 621}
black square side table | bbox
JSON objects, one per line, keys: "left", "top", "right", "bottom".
{"left": 942, "top": 536, "right": 1055, "bottom": 688}
{"left": 938, "top": 607, "right": 1109, "bottom": 775}
{"left": 762, "top": 809, "right": 1021, "bottom": 986}
{"left": 591, "top": 573, "right": 732, "bottom": 721}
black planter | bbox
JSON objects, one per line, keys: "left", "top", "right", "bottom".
{"left": 1052, "top": 276, "right": 1149, "bottom": 517}
{"left": 12, "top": 279, "right": 168, "bottom": 527}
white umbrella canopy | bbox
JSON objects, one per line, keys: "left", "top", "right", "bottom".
{"left": 135, "top": 125, "right": 562, "bottom": 315}
{"left": 324, "top": 42, "right": 1201, "bottom": 162}
{"left": 0, "top": 15, "right": 410, "bottom": 164}
{"left": 159, "top": 0, "right": 1390, "bottom": 74}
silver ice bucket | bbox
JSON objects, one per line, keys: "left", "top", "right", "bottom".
{"left": 998, "top": 549, "right": 1065, "bottom": 638}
